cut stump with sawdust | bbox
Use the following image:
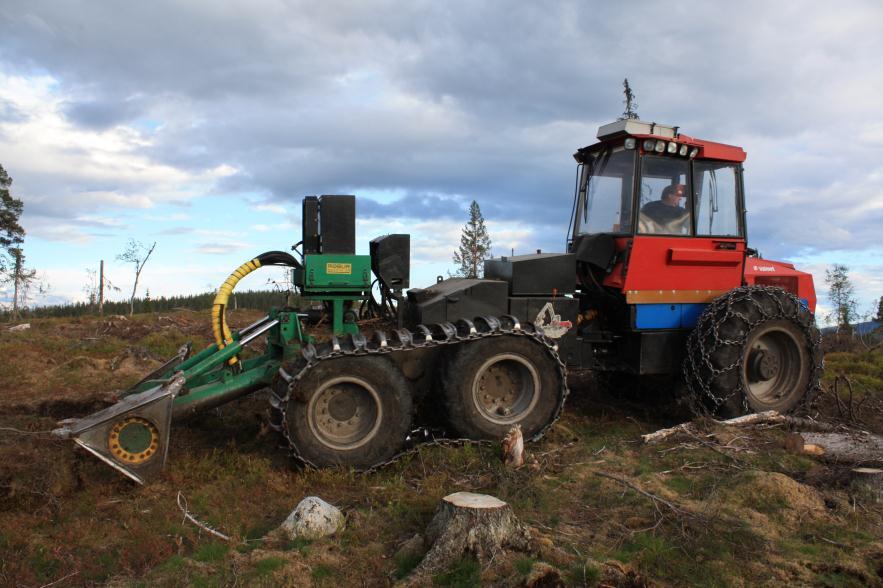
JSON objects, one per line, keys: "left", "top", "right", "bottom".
{"left": 850, "top": 468, "right": 883, "bottom": 504}
{"left": 398, "top": 492, "right": 532, "bottom": 586}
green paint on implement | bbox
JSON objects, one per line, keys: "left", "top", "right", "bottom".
{"left": 118, "top": 421, "right": 153, "bottom": 453}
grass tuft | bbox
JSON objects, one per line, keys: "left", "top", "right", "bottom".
{"left": 192, "top": 542, "right": 229, "bottom": 563}
{"left": 433, "top": 556, "right": 481, "bottom": 587}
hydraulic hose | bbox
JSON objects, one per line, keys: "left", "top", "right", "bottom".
{"left": 211, "top": 251, "right": 300, "bottom": 364}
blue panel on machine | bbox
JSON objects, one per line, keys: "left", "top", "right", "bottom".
{"left": 635, "top": 303, "right": 709, "bottom": 329}
{"left": 680, "top": 303, "right": 708, "bottom": 328}
{"left": 635, "top": 304, "right": 680, "bottom": 329}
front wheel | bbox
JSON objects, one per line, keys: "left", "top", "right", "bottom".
{"left": 684, "top": 286, "right": 822, "bottom": 418}
{"left": 440, "top": 336, "right": 563, "bottom": 439}
{"left": 285, "top": 355, "right": 413, "bottom": 467}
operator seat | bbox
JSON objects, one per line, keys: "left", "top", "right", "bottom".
{"left": 637, "top": 212, "right": 690, "bottom": 235}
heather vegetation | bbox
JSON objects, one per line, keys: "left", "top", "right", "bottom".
{"left": 0, "top": 311, "right": 880, "bottom": 586}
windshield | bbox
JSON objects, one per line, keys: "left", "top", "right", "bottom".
{"left": 576, "top": 148, "right": 635, "bottom": 235}
{"left": 637, "top": 155, "right": 691, "bottom": 235}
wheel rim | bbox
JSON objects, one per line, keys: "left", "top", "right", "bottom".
{"left": 307, "top": 376, "right": 383, "bottom": 451}
{"left": 742, "top": 322, "right": 808, "bottom": 408}
{"left": 471, "top": 353, "right": 540, "bottom": 425}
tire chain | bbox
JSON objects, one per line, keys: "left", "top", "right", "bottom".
{"left": 682, "top": 285, "right": 823, "bottom": 416}
{"left": 267, "top": 314, "right": 570, "bottom": 472}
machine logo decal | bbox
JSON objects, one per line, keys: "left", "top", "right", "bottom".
{"left": 326, "top": 262, "right": 352, "bottom": 275}
{"left": 752, "top": 265, "right": 776, "bottom": 272}
{"left": 534, "top": 303, "right": 572, "bottom": 339}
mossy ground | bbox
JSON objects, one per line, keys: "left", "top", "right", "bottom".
{"left": 0, "top": 312, "right": 881, "bottom": 586}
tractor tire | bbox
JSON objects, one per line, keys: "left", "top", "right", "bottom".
{"left": 286, "top": 355, "right": 413, "bottom": 467}
{"left": 684, "top": 286, "right": 822, "bottom": 418}
{"left": 441, "top": 336, "right": 562, "bottom": 439}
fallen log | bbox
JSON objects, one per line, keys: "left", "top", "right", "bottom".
{"left": 800, "top": 432, "right": 883, "bottom": 465}
{"left": 642, "top": 411, "right": 836, "bottom": 444}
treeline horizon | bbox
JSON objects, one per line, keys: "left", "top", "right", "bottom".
{"left": 1, "top": 289, "right": 295, "bottom": 320}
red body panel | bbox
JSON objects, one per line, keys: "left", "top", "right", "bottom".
{"left": 744, "top": 258, "right": 817, "bottom": 313}
{"left": 618, "top": 236, "right": 745, "bottom": 303}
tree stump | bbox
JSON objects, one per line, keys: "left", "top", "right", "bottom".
{"left": 850, "top": 468, "right": 883, "bottom": 504}
{"left": 400, "top": 492, "right": 532, "bottom": 585}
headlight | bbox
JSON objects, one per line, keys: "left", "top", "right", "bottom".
{"left": 679, "top": 144, "right": 688, "bottom": 156}
{"left": 689, "top": 147, "right": 699, "bottom": 158}
{"left": 654, "top": 140, "right": 665, "bottom": 153}
{"left": 624, "top": 137, "right": 637, "bottom": 150}
{"left": 667, "top": 142, "right": 677, "bottom": 154}
{"left": 643, "top": 139, "right": 655, "bottom": 151}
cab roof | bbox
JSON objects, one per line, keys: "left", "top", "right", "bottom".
{"left": 574, "top": 119, "right": 747, "bottom": 164}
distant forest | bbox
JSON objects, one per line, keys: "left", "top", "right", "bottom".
{"left": 1, "top": 289, "right": 295, "bottom": 320}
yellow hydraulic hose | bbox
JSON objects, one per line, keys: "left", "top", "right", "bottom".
{"left": 210, "top": 251, "right": 300, "bottom": 366}
{"left": 211, "top": 258, "right": 262, "bottom": 365}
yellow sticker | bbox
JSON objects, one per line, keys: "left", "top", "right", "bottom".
{"left": 326, "top": 262, "right": 352, "bottom": 275}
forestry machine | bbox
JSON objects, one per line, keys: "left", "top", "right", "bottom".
{"left": 54, "top": 119, "right": 822, "bottom": 484}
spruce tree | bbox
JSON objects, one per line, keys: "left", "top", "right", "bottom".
{"left": 825, "top": 264, "right": 857, "bottom": 333}
{"left": 452, "top": 201, "right": 492, "bottom": 279}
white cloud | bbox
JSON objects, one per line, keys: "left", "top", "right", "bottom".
{"left": 252, "top": 203, "right": 287, "bottom": 214}
{"left": 0, "top": 72, "right": 238, "bottom": 243}
{"left": 194, "top": 240, "right": 253, "bottom": 255}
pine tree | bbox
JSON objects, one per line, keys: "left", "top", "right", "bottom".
{"left": 452, "top": 201, "right": 492, "bottom": 279}
{"left": 0, "top": 164, "right": 25, "bottom": 277}
{"left": 875, "top": 296, "right": 883, "bottom": 323}
{"left": 825, "top": 264, "right": 857, "bottom": 333}
{"left": 8, "top": 247, "right": 38, "bottom": 320}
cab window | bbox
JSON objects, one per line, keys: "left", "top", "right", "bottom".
{"left": 693, "top": 162, "right": 741, "bottom": 237}
{"left": 637, "top": 155, "right": 690, "bottom": 235}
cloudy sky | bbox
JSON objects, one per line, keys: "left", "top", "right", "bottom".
{"left": 1, "top": 0, "right": 881, "bottom": 323}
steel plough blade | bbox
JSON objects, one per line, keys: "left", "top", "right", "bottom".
{"left": 52, "top": 376, "right": 184, "bottom": 484}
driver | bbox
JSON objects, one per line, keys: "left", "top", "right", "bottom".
{"left": 640, "top": 183, "right": 689, "bottom": 233}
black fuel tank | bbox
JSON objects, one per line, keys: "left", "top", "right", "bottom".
{"left": 484, "top": 253, "right": 575, "bottom": 296}
{"left": 406, "top": 278, "right": 508, "bottom": 325}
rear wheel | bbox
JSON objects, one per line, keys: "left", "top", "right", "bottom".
{"left": 285, "top": 355, "right": 413, "bottom": 467}
{"left": 684, "top": 286, "right": 822, "bottom": 418}
{"left": 441, "top": 336, "right": 562, "bottom": 439}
